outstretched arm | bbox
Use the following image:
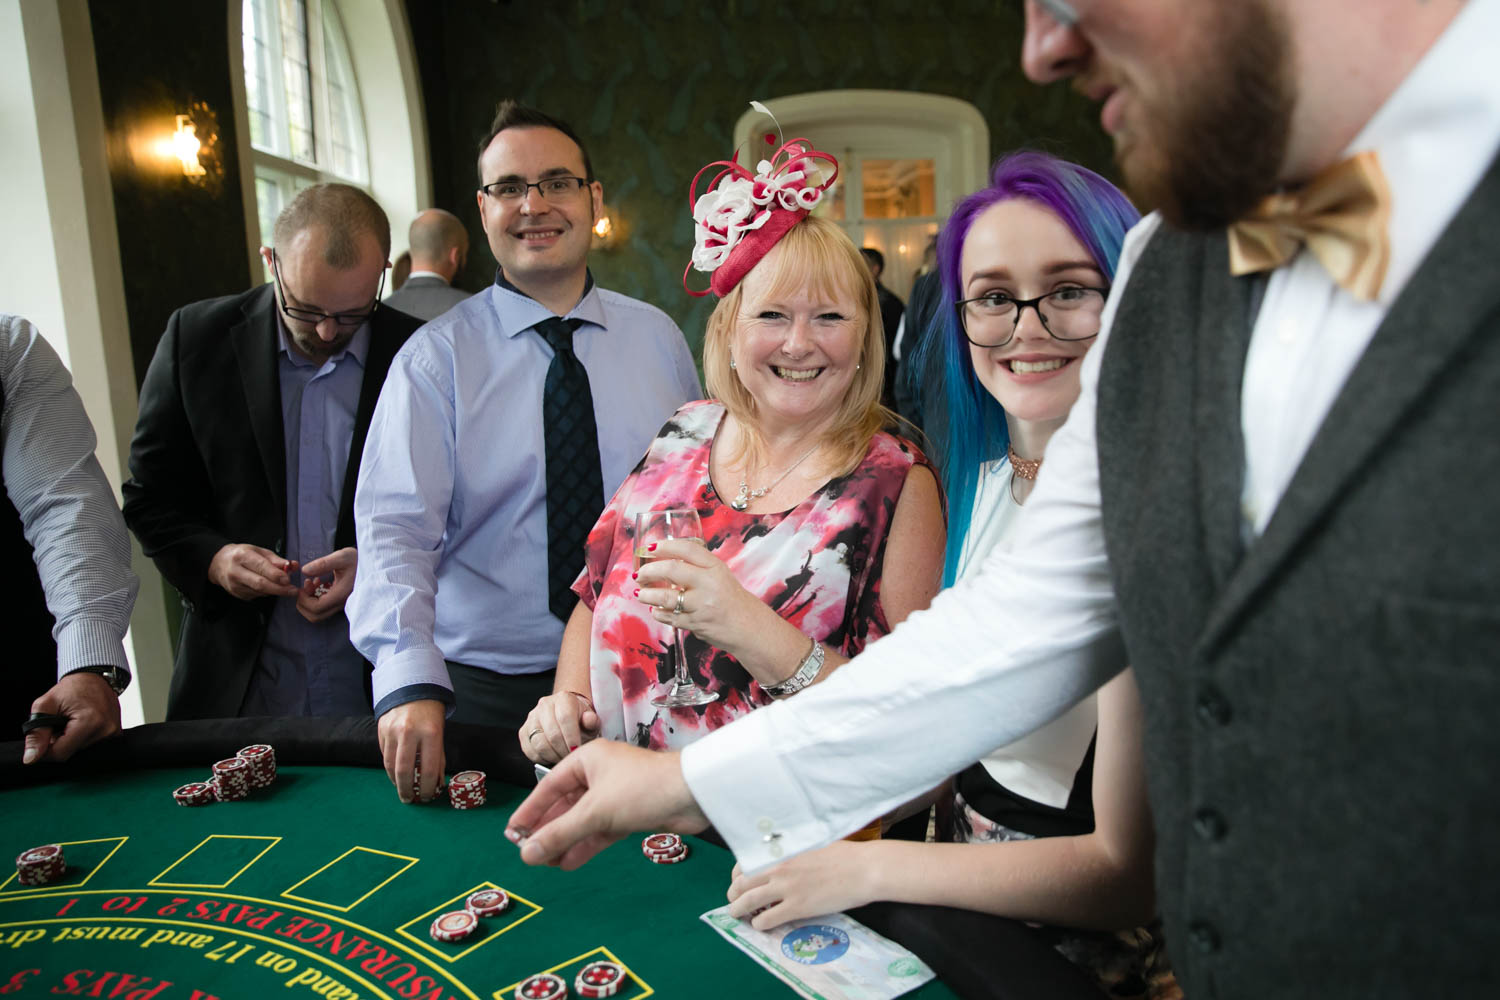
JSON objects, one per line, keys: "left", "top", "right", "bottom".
{"left": 726, "top": 669, "right": 1155, "bottom": 930}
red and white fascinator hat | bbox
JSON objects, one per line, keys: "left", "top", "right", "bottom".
{"left": 684, "top": 101, "right": 839, "bottom": 298}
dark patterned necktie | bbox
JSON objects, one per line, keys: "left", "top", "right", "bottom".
{"left": 536, "top": 317, "right": 604, "bottom": 622}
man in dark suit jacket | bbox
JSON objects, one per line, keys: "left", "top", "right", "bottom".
{"left": 383, "top": 209, "right": 472, "bottom": 322}
{"left": 124, "top": 184, "right": 421, "bottom": 720}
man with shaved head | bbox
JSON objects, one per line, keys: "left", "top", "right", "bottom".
{"left": 385, "top": 209, "right": 473, "bottom": 321}
{"left": 125, "top": 183, "right": 422, "bottom": 719}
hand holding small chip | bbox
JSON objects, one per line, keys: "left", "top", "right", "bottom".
{"left": 296, "top": 547, "right": 357, "bottom": 622}
{"left": 208, "top": 543, "right": 299, "bottom": 600}
{"left": 507, "top": 741, "right": 708, "bottom": 870}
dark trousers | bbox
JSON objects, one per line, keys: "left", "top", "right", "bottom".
{"left": 444, "top": 661, "right": 556, "bottom": 733}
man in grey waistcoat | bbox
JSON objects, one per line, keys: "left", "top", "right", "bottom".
{"left": 383, "top": 209, "right": 472, "bottom": 322}
{"left": 508, "top": 1, "right": 1500, "bottom": 995}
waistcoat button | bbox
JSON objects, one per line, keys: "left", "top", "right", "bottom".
{"left": 1188, "top": 921, "right": 1221, "bottom": 954}
{"left": 1194, "top": 808, "right": 1228, "bottom": 841}
{"left": 1196, "top": 688, "right": 1232, "bottom": 727}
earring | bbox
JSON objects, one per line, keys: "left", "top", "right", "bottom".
{"left": 856, "top": 363, "right": 862, "bottom": 371}
{"left": 730, "top": 358, "right": 737, "bottom": 370}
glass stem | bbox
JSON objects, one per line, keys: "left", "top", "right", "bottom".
{"left": 671, "top": 626, "right": 692, "bottom": 688}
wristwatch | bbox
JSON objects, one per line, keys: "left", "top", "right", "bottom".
{"left": 765, "top": 639, "right": 825, "bottom": 698}
{"left": 68, "top": 665, "right": 130, "bottom": 695}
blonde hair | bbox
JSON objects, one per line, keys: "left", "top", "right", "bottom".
{"left": 703, "top": 215, "right": 892, "bottom": 479}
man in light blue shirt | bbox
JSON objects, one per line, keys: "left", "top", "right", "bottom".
{"left": 348, "top": 102, "right": 700, "bottom": 801}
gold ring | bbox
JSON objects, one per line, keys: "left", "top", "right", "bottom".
{"left": 527, "top": 728, "right": 542, "bottom": 741}
{"left": 674, "top": 592, "right": 686, "bottom": 614}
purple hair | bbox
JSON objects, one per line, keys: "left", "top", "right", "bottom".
{"left": 924, "top": 150, "right": 1140, "bottom": 585}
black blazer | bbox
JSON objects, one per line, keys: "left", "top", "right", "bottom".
{"left": 123, "top": 284, "right": 420, "bottom": 719}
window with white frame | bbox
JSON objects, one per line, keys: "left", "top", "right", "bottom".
{"left": 241, "top": 0, "right": 369, "bottom": 272}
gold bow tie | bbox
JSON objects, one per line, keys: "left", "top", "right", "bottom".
{"left": 1227, "top": 150, "right": 1392, "bottom": 301}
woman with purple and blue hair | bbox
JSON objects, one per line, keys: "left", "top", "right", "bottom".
{"left": 728, "top": 152, "right": 1179, "bottom": 998}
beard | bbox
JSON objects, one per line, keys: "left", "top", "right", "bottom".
{"left": 1116, "top": 0, "right": 1296, "bottom": 231}
{"left": 288, "top": 324, "right": 357, "bottom": 364}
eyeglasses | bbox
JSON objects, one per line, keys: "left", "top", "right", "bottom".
{"left": 1028, "top": 0, "right": 1079, "bottom": 27}
{"left": 477, "top": 176, "right": 591, "bottom": 202}
{"left": 956, "top": 287, "right": 1108, "bottom": 348}
{"left": 271, "top": 252, "right": 383, "bottom": 328}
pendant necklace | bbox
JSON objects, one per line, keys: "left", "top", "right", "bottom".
{"left": 731, "top": 444, "right": 821, "bottom": 512}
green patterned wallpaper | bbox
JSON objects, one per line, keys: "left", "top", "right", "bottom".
{"left": 407, "top": 0, "right": 1118, "bottom": 356}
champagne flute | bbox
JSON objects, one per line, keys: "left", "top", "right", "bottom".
{"left": 635, "top": 509, "right": 719, "bottom": 708}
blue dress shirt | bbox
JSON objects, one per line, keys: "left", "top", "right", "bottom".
{"left": 349, "top": 277, "right": 702, "bottom": 717}
{"left": 241, "top": 320, "right": 370, "bottom": 716}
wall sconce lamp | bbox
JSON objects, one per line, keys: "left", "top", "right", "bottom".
{"left": 172, "top": 114, "right": 206, "bottom": 178}
{"left": 592, "top": 207, "right": 623, "bottom": 249}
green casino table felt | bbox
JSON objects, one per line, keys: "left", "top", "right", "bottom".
{"left": 0, "top": 759, "right": 961, "bottom": 1000}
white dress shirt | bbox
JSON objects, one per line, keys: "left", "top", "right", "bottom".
{"left": 682, "top": 0, "right": 1500, "bottom": 871}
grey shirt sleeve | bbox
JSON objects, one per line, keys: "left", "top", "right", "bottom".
{"left": 1, "top": 315, "right": 138, "bottom": 679}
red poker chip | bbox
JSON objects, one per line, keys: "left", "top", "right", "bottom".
{"left": 17, "top": 845, "right": 62, "bottom": 866}
{"left": 429, "top": 910, "right": 478, "bottom": 942}
{"left": 16, "top": 845, "right": 65, "bottom": 885}
{"left": 574, "top": 960, "right": 625, "bottom": 998}
{"left": 647, "top": 843, "right": 690, "bottom": 863}
{"left": 466, "top": 888, "right": 510, "bottom": 917}
{"left": 516, "top": 973, "right": 567, "bottom": 1000}
{"left": 173, "top": 782, "right": 215, "bottom": 806}
{"left": 641, "top": 833, "right": 684, "bottom": 856}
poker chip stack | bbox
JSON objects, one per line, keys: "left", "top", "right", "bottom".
{"left": 641, "top": 832, "right": 689, "bottom": 864}
{"left": 515, "top": 973, "right": 568, "bottom": 1000}
{"left": 574, "top": 961, "right": 626, "bottom": 998}
{"left": 172, "top": 781, "right": 216, "bottom": 807}
{"left": 449, "top": 770, "right": 487, "bottom": 810}
{"left": 428, "top": 910, "right": 478, "bottom": 943}
{"left": 15, "top": 845, "right": 65, "bottom": 886}
{"left": 236, "top": 744, "right": 277, "bottom": 790}
{"left": 412, "top": 757, "right": 447, "bottom": 802}
{"left": 211, "top": 758, "right": 252, "bottom": 802}
{"left": 465, "top": 888, "right": 510, "bottom": 917}
{"left": 167, "top": 743, "right": 280, "bottom": 806}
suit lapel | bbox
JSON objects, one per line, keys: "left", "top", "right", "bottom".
{"left": 1199, "top": 151, "right": 1500, "bottom": 651}
{"left": 1191, "top": 233, "right": 1256, "bottom": 591}
{"left": 232, "top": 286, "right": 287, "bottom": 534}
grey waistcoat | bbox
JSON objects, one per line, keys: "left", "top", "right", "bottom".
{"left": 1095, "top": 152, "right": 1500, "bottom": 997}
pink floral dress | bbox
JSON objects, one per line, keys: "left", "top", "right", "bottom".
{"left": 572, "top": 399, "right": 933, "bottom": 751}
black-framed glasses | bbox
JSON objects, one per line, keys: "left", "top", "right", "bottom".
{"left": 271, "top": 252, "right": 383, "bottom": 328}
{"left": 956, "top": 287, "right": 1108, "bottom": 348}
{"left": 477, "top": 176, "right": 592, "bottom": 202}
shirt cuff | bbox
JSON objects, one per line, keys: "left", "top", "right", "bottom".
{"left": 370, "top": 647, "right": 453, "bottom": 709}
{"left": 373, "top": 683, "right": 456, "bottom": 719}
{"left": 680, "top": 708, "right": 837, "bottom": 874}
{"left": 54, "top": 618, "right": 130, "bottom": 677}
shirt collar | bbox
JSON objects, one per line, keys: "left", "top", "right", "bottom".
{"left": 404, "top": 270, "right": 447, "bottom": 283}
{"left": 275, "top": 309, "right": 372, "bottom": 370}
{"left": 1341, "top": 0, "right": 1500, "bottom": 305}
{"left": 490, "top": 268, "right": 606, "bottom": 338}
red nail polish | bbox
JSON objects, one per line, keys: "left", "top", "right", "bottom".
{"left": 647, "top": 542, "right": 657, "bottom": 551}
{"left": 633, "top": 588, "right": 640, "bottom": 597}
{"left": 569, "top": 746, "right": 578, "bottom": 752}
{"left": 631, "top": 571, "right": 638, "bottom": 580}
